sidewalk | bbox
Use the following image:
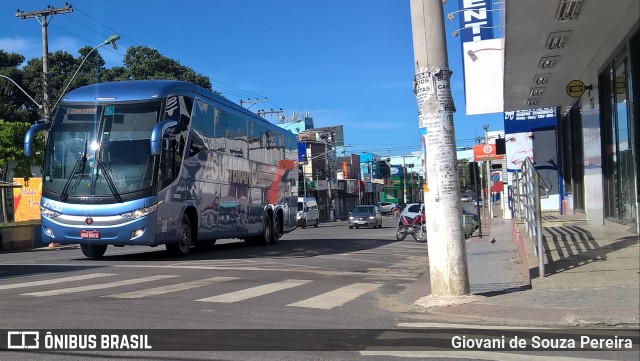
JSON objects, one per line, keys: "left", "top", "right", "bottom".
{"left": 410, "top": 206, "right": 640, "bottom": 328}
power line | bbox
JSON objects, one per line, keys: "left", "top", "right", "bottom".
{"left": 48, "top": 23, "right": 125, "bottom": 58}
{"left": 71, "top": 5, "right": 142, "bottom": 47}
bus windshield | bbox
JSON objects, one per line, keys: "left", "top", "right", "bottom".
{"left": 43, "top": 101, "right": 161, "bottom": 200}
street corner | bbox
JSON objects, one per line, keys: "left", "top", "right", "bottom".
{"left": 563, "top": 311, "right": 640, "bottom": 329}
{"left": 413, "top": 294, "right": 484, "bottom": 308}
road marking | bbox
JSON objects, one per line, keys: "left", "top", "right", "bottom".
{"left": 315, "top": 255, "right": 385, "bottom": 264}
{"left": 21, "top": 275, "right": 177, "bottom": 297}
{"left": 116, "top": 264, "right": 364, "bottom": 277}
{"left": 288, "top": 283, "right": 383, "bottom": 309}
{"left": 359, "top": 351, "right": 608, "bottom": 360}
{"left": 397, "top": 322, "right": 543, "bottom": 330}
{"left": 0, "top": 273, "right": 116, "bottom": 290}
{"left": 105, "top": 277, "right": 238, "bottom": 299}
{"left": 195, "top": 279, "right": 312, "bottom": 303}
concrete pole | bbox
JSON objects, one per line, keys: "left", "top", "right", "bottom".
{"left": 325, "top": 143, "right": 334, "bottom": 221}
{"left": 410, "top": 0, "right": 470, "bottom": 296}
{"left": 483, "top": 125, "right": 494, "bottom": 220}
{"left": 402, "top": 156, "right": 408, "bottom": 204}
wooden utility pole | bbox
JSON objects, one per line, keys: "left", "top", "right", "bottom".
{"left": 410, "top": 0, "right": 470, "bottom": 297}
{"left": 16, "top": 4, "right": 74, "bottom": 122}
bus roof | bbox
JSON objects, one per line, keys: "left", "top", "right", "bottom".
{"left": 60, "top": 80, "right": 271, "bottom": 126}
{"left": 62, "top": 80, "right": 294, "bottom": 136}
{"left": 61, "top": 80, "right": 197, "bottom": 103}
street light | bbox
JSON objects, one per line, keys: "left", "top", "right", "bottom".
{"left": 0, "top": 74, "right": 42, "bottom": 109}
{"left": 52, "top": 35, "right": 120, "bottom": 112}
{"left": 451, "top": 26, "right": 498, "bottom": 38}
{"left": 466, "top": 48, "right": 503, "bottom": 62}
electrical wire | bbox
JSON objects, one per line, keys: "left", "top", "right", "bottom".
{"left": 71, "top": 5, "right": 142, "bottom": 47}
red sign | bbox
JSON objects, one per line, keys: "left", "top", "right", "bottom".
{"left": 473, "top": 144, "right": 504, "bottom": 161}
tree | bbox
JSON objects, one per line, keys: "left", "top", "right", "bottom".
{"left": 457, "top": 159, "right": 471, "bottom": 192}
{"left": 0, "top": 119, "right": 44, "bottom": 181}
{"left": 21, "top": 48, "right": 109, "bottom": 113}
{"left": 122, "top": 46, "right": 214, "bottom": 91}
{"left": 0, "top": 50, "right": 39, "bottom": 123}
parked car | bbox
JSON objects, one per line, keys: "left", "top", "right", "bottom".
{"left": 348, "top": 205, "right": 383, "bottom": 229}
{"left": 461, "top": 213, "right": 476, "bottom": 238}
{"left": 460, "top": 195, "right": 472, "bottom": 202}
{"left": 376, "top": 202, "right": 395, "bottom": 214}
{"left": 462, "top": 208, "right": 479, "bottom": 229}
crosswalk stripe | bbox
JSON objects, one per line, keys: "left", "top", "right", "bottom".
{"left": 195, "top": 279, "right": 312, "bottom": 303}
{"left": 0, "top": 273, "right": 116, "bottom": 291}
{"left": 287, "top": 283, "right": 383, "bottom": 309}
{"left": 105, "top": 277, "right": 238, "bottom": 299}
{"left": 359, "top": 351, "right": 609, "bottom": 361}
{"left": 21, "top": 275, "right": 178, "bottom": 297}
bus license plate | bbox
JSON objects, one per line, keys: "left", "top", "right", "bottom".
{"left": 80, "top": 230, "right": 100, "bottom": 239}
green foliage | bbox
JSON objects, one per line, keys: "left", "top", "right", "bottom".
{"left": 0, "top": 119, "right": 44, "bottom": 180}
{"left": 0, "top": 50, "right": 39, "bottom": 123}
{"left": 457, "top": 159, "right": 472, "bottom": 192}
{"left": 122, "top": 46, "right": 213, "bottom": 91}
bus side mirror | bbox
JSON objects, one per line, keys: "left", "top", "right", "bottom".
{"left": 150, "top": 119, "right": 178, "bottom": 156}
{"left": 24, "top": 122, "right": 51, "bottom": 157}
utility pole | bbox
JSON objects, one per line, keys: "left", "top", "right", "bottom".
{"left": 483, "top": 124, "right": 494, "bottom": 220}
{"left": 410, "top": 0, "right": 470, "bottom": 297}
{"left": 239, "top": 97, "right": 267, "bottom": 109}
{"left": 256, "top": 108, "right": 283, "bottom": 120}
{"left": 16, "top": 4, "right": 74, "bottom": 122}
{"left": 325, "top": 142, "right": 334, "bottom": 221}
{"left": 402, "top": 156, "right": 408, "bottom": 204}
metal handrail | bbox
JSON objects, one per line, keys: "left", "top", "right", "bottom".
{"left": 510, "top": 157, "right": 546, "bottom": 277}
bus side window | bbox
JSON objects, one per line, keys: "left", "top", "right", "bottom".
{"left": 159, "top": 133, "right": 179, "bottom": 189}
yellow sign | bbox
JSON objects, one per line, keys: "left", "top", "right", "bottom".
{"left": 12, "top": 178, "right": 42, "bottom": 222}
{"left": 566, "top": 80, "right": 586, "bottom": 98}
{"left": 615, "top": 76, "right": 626, "bottom": 95}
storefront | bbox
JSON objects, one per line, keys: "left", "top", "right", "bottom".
{"left": 599, "top": 28, "right": 639, "bottom": 227}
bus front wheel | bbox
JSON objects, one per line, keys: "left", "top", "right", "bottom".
{"left": 167, "top": 214, "right": 192, "bottom": 256}
{"left": 80, "top": 244, "right": 107, "bottom": 258}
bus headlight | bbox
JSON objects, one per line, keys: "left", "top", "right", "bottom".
{"left": 41, "top": 206, "right": 61, "bottom": 218}
{"left": 119, "top": 204, "right": 158, "bottom": 220}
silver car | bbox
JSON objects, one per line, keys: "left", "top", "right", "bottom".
{"left": 348, "top": 205, "right": 383, "bottom": 229}
{"left": 376, "top": 202, "right": 395, "bottom": 214}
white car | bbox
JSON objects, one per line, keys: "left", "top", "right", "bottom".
{"left": 376, "top": 202, "right": 395, "bottom": 214}
{"left": 398, "top": 203, "right": 424, "bottom": 226}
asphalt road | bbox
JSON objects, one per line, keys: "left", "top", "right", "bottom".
{"left": 2, "top": 214, "right": 633, "bottom": 360}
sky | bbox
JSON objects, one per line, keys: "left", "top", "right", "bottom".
{"left": 0, "top": 0, "right": 504, "bottom": 157}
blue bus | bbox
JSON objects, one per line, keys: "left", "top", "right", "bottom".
{"left": 24, "top": 80, "right": 298, "bottom": 258}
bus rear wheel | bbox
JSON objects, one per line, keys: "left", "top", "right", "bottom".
{"left": 246, "top": 213, "right": 272, "bottom": 246}
{"left": 80, "top": 244, "right": 107, "bottom": 258}
{"left": 167, "top": 214, "right": 193, "bottom": 256}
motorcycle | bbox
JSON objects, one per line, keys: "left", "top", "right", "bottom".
{"left": 396, "top": 214, "right": 427, "bottom": 242}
